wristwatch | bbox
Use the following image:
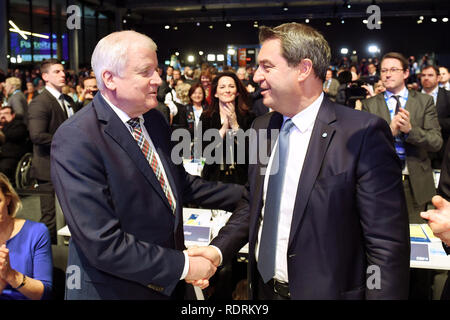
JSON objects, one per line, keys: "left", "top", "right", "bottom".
{"left": 14, "top": 274, "right": 27, "bottom": 290}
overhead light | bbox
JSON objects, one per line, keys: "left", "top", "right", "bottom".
{"left": 417, "top": 20, "right": 423, "bottom": 24}
{"left": 122, "top": 19, "right": 126, "bottom": 24}
{"left": 199, "top": 51, "right": 204, "bottom": 56}
{"left": 363, "top": 19, "right": 368, "bottom": 24}
{"left": 174, "top": 26, "right": 178, "bottom": 30}
{"left": 226, "top": 23, "right": 231, "bottom": 27}
{"left": 209, "top": 25, "right": 213, "bottom": 29}
{"left": 341, "top": 19, "right": 345, "bottom": 24}
{"left": 378, "top": 20, "right": 382, "bottom": 24}
{"left": 164, "top": 25, "right": 170, "bottom": 30}
{"left": 207, "top": 54, "right": 216, "bottom": 62}
{"left": 326, "top": 22, "right": 332, "bottom": 26}
{"left": 443, "top": 17, "right": 449, "bottom": 22}
{"left": 9, "top": 28, "right": 49, "bottom": 39}
{"left": 227, "top": 48, "right": 236, "bottom": 55}
{"left": 187, "top": 55, "right": 195, "bottom": 63}
{"left": 126, "top": 9, "right": 131, "bottom": 17}
{"left": 9, "top": 20, "right": 28, "bottom": 40}
{"left": 305, "top": 19, "right": 310, "bottom": 23}
{"left": 368, "top": 45, "right": 380, "bottom": 53}
{"left": 419, "top": 16, "right": 424, "bottom": 20}
{"left": 282, "top": 2, "right": 288, "bottom": 11}
{"left": 340, "top": 48, "right": 349, "bottom": 55}
{"left": 175, "top": 52, "right": 180, "bottom": 56}
{"left": 196, "top": 22, "right": 200, "bottom": 26}
{"left": 352, "top": 50, "right": 357, "bottom": 54}
{"left": 431, "top": 17, "right": 437, "bottom": 22}
{"left": 253, "top": 21, "right": 258, "bottom": 28}
{"left": 217, "top": 54, "right": 225, "bottom": 62}
{"left": 10, "top": 57, "right": 17, "bottom": 63}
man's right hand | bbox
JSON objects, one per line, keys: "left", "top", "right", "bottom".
{"left": 185, "top": 254, "right": 217, "bottom": 289}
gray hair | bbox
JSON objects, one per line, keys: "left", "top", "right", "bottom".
{"left": 259, "top": 22, "right": 331, "bottom": 81}
{"left": 91, "top": 30, "right": 157, "bottom": 91}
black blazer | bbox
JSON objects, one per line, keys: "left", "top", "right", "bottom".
{"left": 28, "top": 88, "right": 77, "bottom": 181}
{"left": 200, "top": 110, "right": 255, "bottom": 185}
{"left": 0, "top": 118, "right": 30, "bottom": 159}
{"left": 211, "top": 97, "right": 410, "bottom": 299}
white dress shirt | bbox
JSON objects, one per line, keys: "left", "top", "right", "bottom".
{"left": 101, "top": 94, "right": 188, "bottom": 279}
{"left": 45, "top": 85, "right": 74, "bottom": 117}
{"left": 421, "top": 86, "right": 439, "bottom": 105}
{"left": 255, "top": 93, "right": 324, "bottom": 283}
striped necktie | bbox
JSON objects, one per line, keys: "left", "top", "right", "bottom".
{"left": 127, "top": 118, "right": 176, "bottom": 213}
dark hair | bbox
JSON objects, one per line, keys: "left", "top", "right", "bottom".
{"left": 188, "top": 82, "right": 206, "bottom": 106}
{"left": 203, "top": 72, "right": 251, "bottom": 118}
{"left": 381, "top": 52, "right": 408, "bottom": 70}
{"left": 259, "top": 22, "right": 331, "bottom": 81}
{"left": 40, "top": 58, "right": 61, "bottom": 74}
{"left": 422, "top": 65, "right": 440, "bottom": 76}
{"left": 0, "top": 106, "right": 14, "bottom": 114}
{"left": 82, "top": 76, "right": 97, "bottom": 89}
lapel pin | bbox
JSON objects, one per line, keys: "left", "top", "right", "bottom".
{"left": 322, "top": 132, "right": 328, "bottom": 138}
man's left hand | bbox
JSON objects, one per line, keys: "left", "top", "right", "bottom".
{"left": 396, "top": 108, "right": 412, "bottom": 134}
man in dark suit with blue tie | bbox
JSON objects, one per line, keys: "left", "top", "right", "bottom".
{"left": 50, "top": 31, "right": 244, "bottom": 300}
{"left": 188, "top": 22, "right": 410, "bottom": 299}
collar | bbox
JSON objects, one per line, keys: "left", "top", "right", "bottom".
{"left": 100, "top": 93, "right": 144, "bottom": 125}
{"left": 45, "top": 85, "right": 63, "bottom": 100}
{"left": 385, "top": 86, "right": 408, "bottom": 100}
{"left": 283, "top": 92, "right": 323, "bottom": 133}
{"left": 421, "top": 86, "right": 439, "bottom": 97}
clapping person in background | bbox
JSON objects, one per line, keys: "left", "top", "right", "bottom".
{"left": 0, "top": 173, "right": 52, "bottom": 300}
{"left": 172, "top": 83, "right": 206, "bottom": 146}
{"left": 200, "top": 72, "right": 255, "bottom": 185}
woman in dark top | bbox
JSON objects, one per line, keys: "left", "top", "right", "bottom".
{"left": 200, "top": 72, "right": 255, "bottom": 185}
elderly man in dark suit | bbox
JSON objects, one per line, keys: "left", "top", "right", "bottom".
{"left": 50, "top": 30, "right": 244, "bottom": 300}
{"left": 362, "top": 52, "right": 443, "bottom": 224}
{"left": 28, "top": 59, "right": 78, "bottom": 244}
{"left": 189, "top": 23, "right": 410, "bottom": 299}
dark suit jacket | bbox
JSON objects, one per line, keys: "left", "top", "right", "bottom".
{"left": 431, "top": 88, "right": 450, "bottom": 168}
{"left": 200, "top": 110, "right": 255, "bottom": 185}
{"left": 28, "top": 88, "right": 77, "bottom": 181}
{"left": 50, "top": 93, "right": 245, "bottom": 300}
{"left": 362, "top": 90, "right": 443, "bottom": 205}
{"left": 0, "top": 118, "right": 30, "bottom": 159}
{"left": 211, "top": 97, "right": 410, "bottom": 299}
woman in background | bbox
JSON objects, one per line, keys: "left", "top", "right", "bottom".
{"left": 0, "top": 173, "right": 52, "bottom": 300}
{"left": 200, "top": 72, "right": 255, "bottom": 185}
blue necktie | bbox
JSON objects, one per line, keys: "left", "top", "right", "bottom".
{"left": 392, "top": 95, "right": 406, "bottom": 169}
{"left": 258, "top": 119, "right": 295, "bottom": 283}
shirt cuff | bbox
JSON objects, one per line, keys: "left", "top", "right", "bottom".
{"left": 209, "top": 245, "right": 223, "bottom": 266}
{"left": 180, "top": 251, "right": 190, "bottom": 280}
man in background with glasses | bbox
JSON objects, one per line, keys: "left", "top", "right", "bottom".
{"left": 362, "top": 52, "right": 442, "bottom": 300}
{"left": 362, "top": 52, "right": 442, "bottom": 224}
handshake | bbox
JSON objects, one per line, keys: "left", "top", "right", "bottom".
{"left": 184, "top": 246, "right": 221, "bottom": 289}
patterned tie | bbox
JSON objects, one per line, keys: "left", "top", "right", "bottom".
{"left": 392, "top": 95, "right": 406, "bottom": 169}
{"left": 258, "top": 119, "right": 295, "bottom": 283}
{"left": 127, "top": 118, "right": 176, "bottom": 213}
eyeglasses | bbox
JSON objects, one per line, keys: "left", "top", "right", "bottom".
{"left": 380, "top": 68, "right": 404, "bottom": 74}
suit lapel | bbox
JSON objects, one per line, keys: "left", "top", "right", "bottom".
{"left": 288, "top": 99, "right": 336, "bottom": 248}
{"left": 43, "top": 89, "right": 68, "bottom": 120}
{"left": 249, "top": 112, "right": 283, "bottom": 245}
{"left": 376, "top": 93, "right": 391, "bottom": 123}
{"left": 94, "top": 95, "right": 172, "bottom": 212}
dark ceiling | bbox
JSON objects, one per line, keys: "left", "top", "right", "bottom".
{"left": 91, "top": 0, "right": 450, "bottom": 24}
